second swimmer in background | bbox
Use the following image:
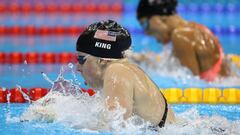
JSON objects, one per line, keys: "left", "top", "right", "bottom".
{"left": 135, "top": 0, "right": 230, "bottom": 82}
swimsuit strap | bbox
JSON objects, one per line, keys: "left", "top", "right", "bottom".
{"left": 158, "top": 93, "right": 168, "bottom": 128}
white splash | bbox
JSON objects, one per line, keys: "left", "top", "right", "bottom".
{"left": 160, "top": 108, "right": 240, "bottom": 135}
{"left": 20, "top": 65, "right": 151, "bottom": 133}
{"left": 20, "top": 87, "right": 152, "bottom": 133}
{"left": 19, "top": 65, "right": 240, "bottom": 134}
{"left": 16, "top": 84, "right": 31, "bottom": 103}
{"left": 132, "top": 45, "right": 240, "bottom": 87}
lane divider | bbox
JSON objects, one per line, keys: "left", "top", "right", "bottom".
{"left": 0, "top": 87, "right": 95, "bottom": 103}
{"left": 0, "top": 52, "right": 77, "bottom": 64}
{"left": 0, "top": 3, "right": 122, "bottom": 14}
{"left": 0, "top": 26, "right": 85, "bottom": 36}
{"left": 0, "top": 2, "right": 238, "bottom": 14}
{"left": 0, "top": 26, "right": 240, "bottom": 36}
{"left": 29, "top": 88, "right": 48, "bottom": 101}
{"left": 1, "top": 52, "right": 240, "bottom": 66}
{"left": 125, "top": 4, "right": 240, "bottom": 13}
{"left": 178, "top": 4, "right": 240, "bottom": 13}
{"left": 1, "top": 87, "right": 239, "bottom": 104}
{"left": 228, "top": 54, "right": 240, "bottom": 68}
{"left": 9, "top": 88, "right": 28, "bottom": 103}
{"left": 161, "top": 88, "right": 240, "bottom": 104}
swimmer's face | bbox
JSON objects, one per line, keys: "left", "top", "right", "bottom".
{"left": 140, "top": 16, "right": 171, "bottom": 44}
{"left": 77, "top": 52, "right": 103, "bottom": 89}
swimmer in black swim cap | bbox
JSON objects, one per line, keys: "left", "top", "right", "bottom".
{"left": 137, "top": 0, "right": 178, "bottom": 20}
{"left": 77, "top": 20, "right": 131, "bottom": 59}
{"left": 136, "top": 0, "right": 230, "bottom": 82}
{"left": 76, "top": 20, "right": 176, "bottom": 128}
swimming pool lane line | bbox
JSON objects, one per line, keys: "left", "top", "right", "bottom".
{"left": 1, "top": 87, "right": 239, "bottom": 104}
{"left": 0, "top": 52, "right": 240, "bottom": 67}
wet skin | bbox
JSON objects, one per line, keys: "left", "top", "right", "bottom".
{"left": 140, "top": 15, "right": 230, "bottom": 77}
{"left": 76, "top": 52, "right": 175, "bottom": 125}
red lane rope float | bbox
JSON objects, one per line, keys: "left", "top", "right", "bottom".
{"left": 0, "top": 52, "right": 6, "bottom": 64}
{"left": 25, "top": 52, "right": 39, "bottom": 64}
{"left": 41, "top": 52, "right": 56, "bottom": 64}
{"left": 0, "top": 26, "right": 85, "bottom": 36}
{"left": 29, "top": 88, "right": 48, "bottom": 101}
{"left": 10, "top": 88, "right": 28, "bottom": 103}
{"left": 0, "top": 88, "right": 8, "bottom": 103}
{"left": 2, "top": 52, "right": 240, "bottom": 65}
{"left": 0, "top": 52, "right": 78, "bottom": 64}
{"left": 0, "top": 3, "right": 123, "bottom": 14}
{"left": 9, "top": 52, "right": 23, "bottom": 64}
{"left": 0, "top": 87, "right": 95, "bottom": 103}
{"left": 59, "top": 52, "right": 74, "bottom": 64}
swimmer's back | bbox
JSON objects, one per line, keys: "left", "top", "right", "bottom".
{"left": 104, "top": 61, "right": 175, "bottom": 125}
{"left": 172, "top": 22, "right": 224, "bottom": 74}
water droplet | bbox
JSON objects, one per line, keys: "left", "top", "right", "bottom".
{"left": 68, "top": 63, "right": 74, "bottom": 68}
{"left": 41, "top": 72, "right": 54, "bottom": 85}
{"left": 16, "top": 84, "right": 31, "bottom": 103}
{"left": 24, "top": 60, "right": 28, "bottom": 65}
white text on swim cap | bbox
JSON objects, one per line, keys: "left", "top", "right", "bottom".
{"left": 95, "top": 42, "right": 111, "bottom": 50}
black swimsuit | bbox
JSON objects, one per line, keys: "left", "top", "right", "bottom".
{"left": 158, "top": 94, "right": 168, "bottom": 128}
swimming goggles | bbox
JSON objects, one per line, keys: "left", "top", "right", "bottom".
{"left": 141, "top": 19, "right": 149, "bottom": 30}
{"left": 77, "top": 55, "right": 89, "bottom": 65}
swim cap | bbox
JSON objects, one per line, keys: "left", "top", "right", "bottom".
{"left": 76, "top": 20, "right": 132, "bottom": 59}
{"left": 137, "top": 0, "right": 178, "bottom": 19}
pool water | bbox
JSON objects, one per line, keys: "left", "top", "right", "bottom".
{"left": 1, "top": 103, "right": 240, "bottom": 135}
{"left": 1, "top": 0, "right": 240, "bottom": 134}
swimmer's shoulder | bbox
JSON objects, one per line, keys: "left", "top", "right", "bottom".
{"left": 172, "top": 24, "right": 198, "bottom": 41}
{"left": 172, "top": 23, "right": 210, "bottom": 47}
{"left": 103, "top": 62, "right": 135, "bottom": 89}
{"left": 104, "top": 62, "right": 133, "bottom": 78}
{"left": 171, "top": 26, "right": 197, "bottom": 50}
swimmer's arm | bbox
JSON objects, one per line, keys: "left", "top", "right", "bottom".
{"left": 172, "top": 29, "right": 200, "bottom": 75}
{"left": 103, "top": 64, "right": 134, "bottom": 119}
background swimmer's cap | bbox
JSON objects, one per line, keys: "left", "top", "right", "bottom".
{"left": 137, "top": 0, "right": 178, "bottom": 19}
{"left": 76, "top": 20, "right": 131, "bottom": 59}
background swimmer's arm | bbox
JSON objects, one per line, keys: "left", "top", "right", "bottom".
{"left": 103, "top": 64, "right": 134, "bottom": 119}
{"left": 171, "top": 29, "right": 200, "bottom": 75}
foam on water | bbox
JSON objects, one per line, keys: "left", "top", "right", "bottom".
{"left": 20, "top": 92, "right": 240, "bottom": 134}
{"left": 135, "top": 45, "right": 240, "bottom": 87}
{"left": 161, "top": 108, "right": 240, "bottom": 135}
{"left": 19, "top": 65, "right": 150, "bottom": 133}
{"left": 16, "top": 65, "right": 240, "bottom": 135}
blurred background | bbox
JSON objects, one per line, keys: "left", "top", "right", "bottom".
{"left": 0, "top": 0, "right": 240, "bottom": 89}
